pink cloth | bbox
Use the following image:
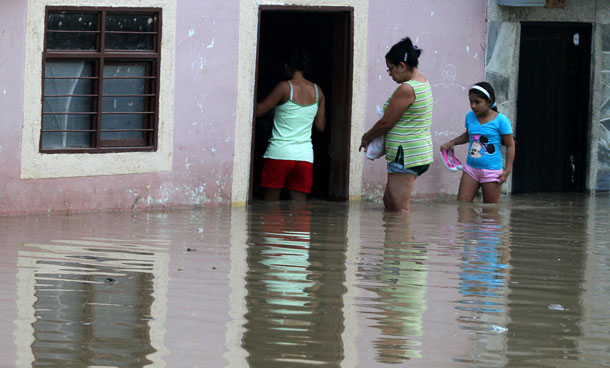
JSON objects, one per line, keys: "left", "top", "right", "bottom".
{"left": 463, "top": 163, "right": 503, "bottom": 183}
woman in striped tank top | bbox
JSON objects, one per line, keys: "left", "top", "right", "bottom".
{"left": 360, "top": 37, "right": 434, "bottom": 211}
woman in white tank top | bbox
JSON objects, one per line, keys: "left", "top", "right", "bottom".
{"left": 255, "top": 47, "right": 326, "bottom": 201}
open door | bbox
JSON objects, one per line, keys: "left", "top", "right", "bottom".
{"left": 250, "top": 8, "right": 353, "bottom": 202}
{"left": 512, "top": 22, "right": 592, "bottom": 193}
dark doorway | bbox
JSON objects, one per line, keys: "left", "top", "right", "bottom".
{"left": 512, "top": 22, "right": 592, "bottom": 193}
{"left": 250, "top": 8, "right": 353, "bottom": 202}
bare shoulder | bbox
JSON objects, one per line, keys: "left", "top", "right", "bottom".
{"left": 394, "top": 82, "right": 415, "bottom": 98}
{"left": 270, "top": 80, "right": 291, "bottom": 101}
{"left": 275, "top": 80, "right": 290, "bottom": 93}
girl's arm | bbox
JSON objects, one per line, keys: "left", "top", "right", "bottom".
{"left": 359, "top": 84, "right": 415, "bottom": 151}
{"left": 498, "top": 133, "right": 515, "bottom": 184}
{"left": 313, "top": 88, "right": 326, "bottom": 132}
{"left": 440, "top": 131, "right": 469, "bottom": 152}
{"left": 255, "top": 81, "right": 289, "bottom": 117}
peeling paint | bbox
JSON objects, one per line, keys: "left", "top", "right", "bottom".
{"left": 190, "top": 57, "right": 206, "bottom": 71}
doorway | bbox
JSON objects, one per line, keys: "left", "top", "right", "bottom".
{"left": 512, "top": 22, "right": 592, "bottom": 193}
{"left": 250, "top": 8, "right": 353, "bottom": 202}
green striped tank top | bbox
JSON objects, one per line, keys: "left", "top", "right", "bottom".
{"left": 384, "top": 80, "right": 434, "bottom": 169}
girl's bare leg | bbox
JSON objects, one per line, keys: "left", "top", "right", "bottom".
{"left": 289, "top": 190, "right": 307, "bottom": 201}
{"left": 481, "top": 181, "right": 502, "bottom": 203}
{"left": 264, "top": 188, "right": 282, "bottom": 201}
{"left": 457, "top": 172, "right": 481, "bottom": 202}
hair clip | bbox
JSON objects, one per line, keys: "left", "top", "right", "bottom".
{"left": 492, "top": 102, "right": 497, "bottom": 108}
{"left": 413, "top": 45, "right": 419, "bottom": 50}
{"left": 403, "top": 51, "right": 408, "bottom": 62}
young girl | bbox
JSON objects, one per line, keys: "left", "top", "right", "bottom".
{"left": 440, "top": 82, "right": 515, "bottom": 203}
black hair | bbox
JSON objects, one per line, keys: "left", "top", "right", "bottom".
{"left": 385, "top": 37, "right": 422, "bottom": 70}
{"left": 469, "top": 82, "right": 497, "bottom": 112}
{"left": 284, "top": 46, "right": 310, "bottom": 73}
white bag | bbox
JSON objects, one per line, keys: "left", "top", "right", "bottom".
{"left": 365, "top": 105, "right": 386, "bottom": 160}
{"left": 365, "top": 135, "right": 385, "bottom": 160}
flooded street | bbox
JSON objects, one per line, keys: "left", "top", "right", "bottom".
{"left": 1, "top": 194, "right": 609, "bottom": 367}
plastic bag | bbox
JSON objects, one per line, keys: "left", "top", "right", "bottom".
{"left": 365, "top": 105, "right": 386, "bottom": 160}
{"left": 365, "top": 135, "right": 385, "bottom": 160}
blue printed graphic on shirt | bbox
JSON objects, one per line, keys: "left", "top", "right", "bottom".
{"left": 465, "top": 111, "right": 513, "bottom": 170}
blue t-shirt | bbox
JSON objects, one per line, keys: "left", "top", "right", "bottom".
{"left": 465, "top": 111, "right": 513, "bottom": 170}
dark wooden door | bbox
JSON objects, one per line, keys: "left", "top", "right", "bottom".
{"left": 512, "top": 22, "right": 591, "bottom": 193}
{"left": 327, "top": 12, "right": 352, "bottom": 201}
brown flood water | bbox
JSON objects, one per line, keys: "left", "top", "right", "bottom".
{"left": 0, "top": 193, "right": 609, "bottom": 367}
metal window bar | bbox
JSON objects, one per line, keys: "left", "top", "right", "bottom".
{"left": 41, "top": 6, "right": 161, "bottom": 153}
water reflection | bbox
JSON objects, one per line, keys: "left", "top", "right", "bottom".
{"left": 359, "top": 212, "right": 428, "bottom": 363}
{"left": 1, "top": 194, "right": 609, "bottom": 367}
{"left": 15, "top": 237, "right": 169, "bottom": 367}
{"left": 505, "top": 196, "right": 589, "bottom": 367}
{"left": 242, "top": 201, "right": 347, "bottom": 366}
{"left": 455, "top": 205, "right": 511, "bottom": 366}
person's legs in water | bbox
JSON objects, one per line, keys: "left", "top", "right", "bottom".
{"left": 289, "top": 190, "right": 307, "bottom": 201}
{"left": 457, "top": 171, "right": 481, "bottom": 202}
{"left": 459, "top": 163, "right": 505, "bottom": 202}
{"left": 460, "top": 163, "right": 503, "bottom": 203}
{"left": 264, "top": 188, "right": 282, "bottom": 201}
{"left": 384, "top": 172, "right": 416, "bottom": 211}
{"left": 481, "top": 181, "right": 502, "bottom": 203}
{"left": 384, "top": 162, "right": 429, "bottom": 211}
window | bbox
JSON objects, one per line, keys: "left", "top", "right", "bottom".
{"left": 41, "top": 7, "right": 161, "bottom": 153}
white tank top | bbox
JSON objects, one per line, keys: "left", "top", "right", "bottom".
{"left": 263, "top": 81, "right": 319, "bottom": 163}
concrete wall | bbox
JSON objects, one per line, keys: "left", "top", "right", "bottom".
{"left": 486, "top": 0, "right": 610, "bottom": 191}
{"left": 0, "top": 0, "right": 490, "bottom": 215}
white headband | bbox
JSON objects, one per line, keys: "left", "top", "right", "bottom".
{"left": 470, "top": 85, "right": 491, "bottom": 100}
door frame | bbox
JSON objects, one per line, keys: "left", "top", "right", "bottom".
{"left": 249, "top": 6, "right": 354, "bottom": 202}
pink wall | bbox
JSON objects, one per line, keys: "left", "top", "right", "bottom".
{"left": 0, "top": 1, "right": 27, "bottom": 215}
{"left": 363, "top": 0, "right": 487, "bottom": 198}
{"left": 171, "top": 0, "right": 239, "bottom": 205}
{"left": 0, "top": 0, "right": 239, "bottom": 215}
{"left": 0, "top": 0, "right": 487, "bottom": 215}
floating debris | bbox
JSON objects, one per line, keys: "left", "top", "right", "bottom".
{"left": 491, "top": 325, "right": 508, "bottom": 333}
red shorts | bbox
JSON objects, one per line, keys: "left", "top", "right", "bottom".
{"left": 260, "top": 158, "right": 313, "bottom": 193}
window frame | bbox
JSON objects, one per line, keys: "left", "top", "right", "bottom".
{"left": 41, "top": 6, "right": 162, "bottom": 154}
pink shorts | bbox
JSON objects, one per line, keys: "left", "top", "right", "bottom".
{"left": 463, "top": 163, "right": 503, "bottom": 183}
